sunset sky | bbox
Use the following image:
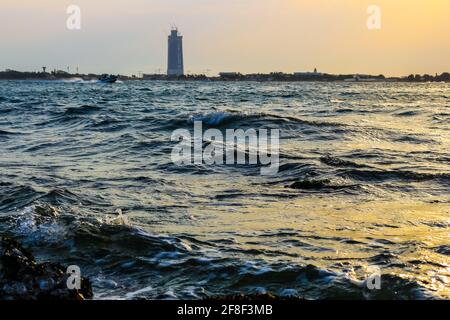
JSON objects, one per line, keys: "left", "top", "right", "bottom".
{"left": 1, "top": 0, "right": 449, "bottom": 76}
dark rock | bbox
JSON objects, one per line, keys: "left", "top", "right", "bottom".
{"left": 0, "top": 237, "right": 93, "bottom": 300}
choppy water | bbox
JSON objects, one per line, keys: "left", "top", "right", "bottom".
{"left": 0, "top": 80, "right": 449, "bottom": 299}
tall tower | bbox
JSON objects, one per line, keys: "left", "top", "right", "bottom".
{"left": 167, "top": 28, "right": 184, "bottom": 76}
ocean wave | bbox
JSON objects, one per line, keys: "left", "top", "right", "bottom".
{"left": 432, "top": 112, "right": 450, "bottom": 124}
{"left": 0, "top": 108, "right": 13, "bottom": 114}
{"left": 0, "top": 183, "right": 42, "bottom": 212}
{"left": 2, "top": 189, "right": 442, "bottom": 300}
{"left": 61, "top": 78, "right": 98, "bottom": 84}
{"left": 0, "top": 129, "right": 21, "bottom": 136}
{"left": 287, "top": 178, "right": 358, "bottom": 191}
{"left": 13, "top": 203, "right": 67, "bottom": 245}
{"left": 340, "top": 168, "right": 450, "bottom": 183}
{"left": 320, "top": 155, "right": 368, "bottom": 168}
{"left": 187, "top": 111, "right": 347, "bottom": 129}
{"left": 119, "top": 262, "right": 432, "bottom": 300}
{"left": 435, "top": 245, "right": 450, "bottom": 256}
{"left": 88, "top": 118, "right": 128, "bottom": 132}
{"left": 393, "top": 110, "right": 422, "bottom": 117}
{"left": 189, "top": 111, "right": 255, "bottom": 126}
{"left": 24, "top": 141, "right": 65, "bottom": 153}
{"left": 7, "top": 98, "right": 23, "bottom": 104}
{"left": 63, "top": 105, "right": 102, "bottom": 116}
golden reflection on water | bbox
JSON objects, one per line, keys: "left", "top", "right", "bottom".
{"left": 142, "top": 193, "right": 449, "bottom": 297}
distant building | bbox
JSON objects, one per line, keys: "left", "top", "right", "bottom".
{"left": 167, "top": 28, "right": 184, "bottom": 76}
{"left": 294, "top": 68, "right": 322, "bottom": 77}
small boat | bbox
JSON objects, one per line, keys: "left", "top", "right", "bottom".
{"left": 99, "top": 74, "right": 118, "bottom": 83}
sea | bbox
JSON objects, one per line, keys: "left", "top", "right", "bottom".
{"left": 0, "top": 80, "right": 449, "bottom": 299}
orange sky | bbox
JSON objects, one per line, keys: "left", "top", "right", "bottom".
{"left": 1, "top": 0, "right": 449, "bottom": 75}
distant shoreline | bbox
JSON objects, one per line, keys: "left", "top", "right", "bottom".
{"left": 0, "top": 70, "right": 449, "bottom": 83}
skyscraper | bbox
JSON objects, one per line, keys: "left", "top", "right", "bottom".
{"left": 167, "top": 28, "right": 184, "bottom": 76}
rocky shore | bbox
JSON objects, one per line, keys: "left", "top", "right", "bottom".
{"left": 1, "top": 236, "right": 301, "bottom": 301}
{"left": 0, "top": 237, "right": 93, "bottom": 300}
